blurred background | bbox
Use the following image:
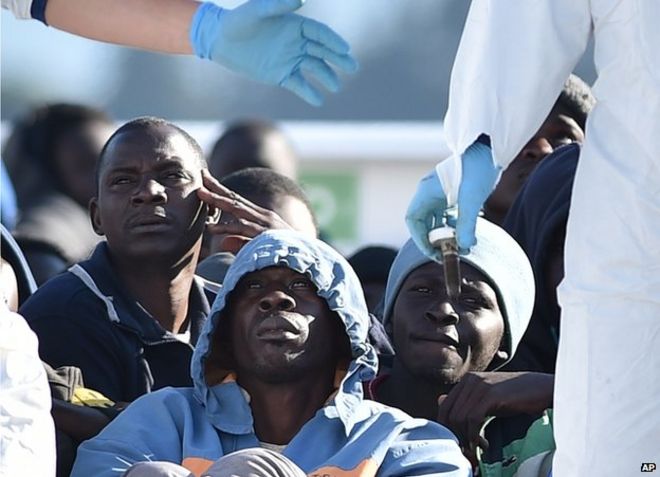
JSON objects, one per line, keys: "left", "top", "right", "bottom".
{"left": 1, "top": 0, "right": 596, "bottom": 252}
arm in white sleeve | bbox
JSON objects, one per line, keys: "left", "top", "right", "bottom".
{"left": 1, "top": 0, "right": 36, "bottom": 20}
{"left": 438, "top": 0, "right": 593, "bottom": 200}
{"left": 0, "top": 305, "right": 56, "bottom": 477}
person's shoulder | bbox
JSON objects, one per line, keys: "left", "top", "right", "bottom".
{"left": 20, "top": 269, "right": 104, "bottom": 322}
{"left": 131, "top": 386, "right": 197, "bottom": 407}
{"left": 360, "top": 399, "right": 458, "bottom": 438}
{"left": 111, "top": 387, "right": 202, "bottom": 428}
{"left": 359, "top": 400, "right": 470, "bottom": 475}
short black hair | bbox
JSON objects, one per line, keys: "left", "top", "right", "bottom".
{"left": 555, "top": 74, "right": 595, "bottom": 130}
{"left": 4, "top": 103, "right": 112, "bottom": 194}
{"left": 96, "top": 117, "right": 206, "bottom": 187}
{"left": 208, "top": 119, "right": 297, "bottom": 179}
{"left": 220, "top": 167, "right": 317, "bottom": 231}
{"left": 349, "top": 246, "right": 398, "bottom": 285}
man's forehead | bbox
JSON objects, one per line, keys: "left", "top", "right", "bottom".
{"left": 101, "top": 129, "right": 199, "bottom": 171}
{"left": 410, "top": 261, "right": 494, "bottom": 289}
{"left": 545, "top": 109, "right": 583, "bottom": 132}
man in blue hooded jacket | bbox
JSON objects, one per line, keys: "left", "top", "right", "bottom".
{"left": 72, "top": 229, "right": 470, "bottom": 477}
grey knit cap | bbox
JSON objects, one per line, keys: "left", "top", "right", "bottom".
{"left": 382, "top": 218, "right": 535, "bottom": 368}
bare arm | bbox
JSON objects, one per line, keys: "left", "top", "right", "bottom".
{"left": 5, "top": 0, "right": 356, "bottom": 104}
{"left": 44, "top": 0, "right": 196, "bottom": 54}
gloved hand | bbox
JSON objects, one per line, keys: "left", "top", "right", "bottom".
{"left": 189, "top": 0, "right": 358, "bottom": 106}
{"left": 406, "top": 141, "right": 500, "bottom": 258}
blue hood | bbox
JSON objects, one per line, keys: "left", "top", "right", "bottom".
{"left": 191, "top": 229, "right": 379, "bottom": 434}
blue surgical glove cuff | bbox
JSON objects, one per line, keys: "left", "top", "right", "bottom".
{"left": 455, "top": 141, "right": 501, "bottom": 251}
{"left": 190, "top": 2, "right": 224, "bottom": 60}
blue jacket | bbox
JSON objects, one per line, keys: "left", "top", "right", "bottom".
{"left": 20, "top": 242, "right": 213, "bottom": 402}
{"left": 72, "top": 230, "right": 470, "bottom": 477}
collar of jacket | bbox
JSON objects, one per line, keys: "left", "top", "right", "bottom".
{"left": 69, "top": 242, "right": 211, "bottom": 346}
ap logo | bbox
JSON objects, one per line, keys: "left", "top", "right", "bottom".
{"left": 642, "top": 463, "right": 656, "bottom": 472}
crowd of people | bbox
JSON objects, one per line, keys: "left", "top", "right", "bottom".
{"left": 2, "top": 0, "right": 659, "bottom": 475}
{"left": 2, "top": 80, "right": 588, "bottom": 476}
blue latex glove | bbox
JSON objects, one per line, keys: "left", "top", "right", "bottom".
{"left": 406, "top": 142, "right": 500, "bottom": 258}
{"left": 189, "top": 0, "right": 358, "bottom": 106}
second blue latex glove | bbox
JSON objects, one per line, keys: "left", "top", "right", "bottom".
{"left": 406, "top": 142, "right": 500, "bottom": 259}
{"left": 455, "top": 142, "right": 500, "bottom": 251}
{"left": 189, "top": 0, "right": 358, "bottom": 106}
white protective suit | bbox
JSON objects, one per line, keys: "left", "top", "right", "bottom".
{"left": 441, "top": 1, "right": 660, "bottom": 475}
{"left": 0, "top": 304, "right": 55, "bottom": 477}
{"left": 1, "top": 0, "right": 33, "bottom": 19}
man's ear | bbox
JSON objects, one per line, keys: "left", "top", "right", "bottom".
{"left": 206, "top": 205, "right": 220, "bottom": 225}
{"left": 488, "top": 350, "right": 509, "bottom": 370}
{"left": 89, "top": 198, "right": 104, "bottom": 236}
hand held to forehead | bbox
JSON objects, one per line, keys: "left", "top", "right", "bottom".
{"left": 189, "top": 0, "right": 359, "bottom": 105}
{"left": 198, "top": 170, "right": 293, "bottom": 251}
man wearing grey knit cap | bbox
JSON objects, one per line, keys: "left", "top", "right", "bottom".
{"left": 368, "top": 219, "right": 556, "bottom": 476}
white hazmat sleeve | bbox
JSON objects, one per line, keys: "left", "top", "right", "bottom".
{"left": 0, "top": 304, "right": 55, "bottom": 477}
{"left": 438, "top": 0, "right": 592, "bottom": 202}
{"left": 1, "top": 0, "right": 33, "bottom": 19}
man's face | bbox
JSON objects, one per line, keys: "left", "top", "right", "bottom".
{"left": 485, "top": 110, "right": 585, "bottom": 223}
{"left": 224, "top": 266, "right": 344, "bottom": 383}
{"left": 91, "top": 124, "right": 206, "bottom": 261}
{"left": 391, "top": 261, "right": 505, "bottom": 385}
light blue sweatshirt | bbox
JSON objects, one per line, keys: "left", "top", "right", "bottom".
{"left": 72, "top": 230, "right": 470, "bottom": 477}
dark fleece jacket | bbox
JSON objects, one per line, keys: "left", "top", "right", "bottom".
{"left": 501, "top": 143, "right": 579, "bottom": 373}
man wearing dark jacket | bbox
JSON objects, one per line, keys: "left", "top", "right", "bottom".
{"left": 501, "top": 143, "right": 579, "bottom": 373}
{"left": 20, "top": 117, "right": 218, "bottom": 402}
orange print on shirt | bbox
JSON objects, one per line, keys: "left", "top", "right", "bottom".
{"left": 182, "top": 457, "right": 214, "bottom": 476}
{"left": 308, "top": 458, "right": 379, "bottom": 477}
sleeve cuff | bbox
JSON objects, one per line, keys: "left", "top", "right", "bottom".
{"left": 30, "top": 0, "right": 49, "bottom": 24}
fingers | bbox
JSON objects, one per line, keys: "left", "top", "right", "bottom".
{"left": 304, "top": 41, "right": 358, "bottom": 74}
{"left": 405, "top": 173, "right": 448, "bottom": 262}
{"left": 284, "top": 44, "right": 357, "bottom": 105}
{"left": 280, "top": 71, "right": 324, "bottom": 106}
{"left": 455, "top": 198, "right": 479, "bottom": 252}
{"left": 250, "top": 0, "right": 304, "bottom": 18}
{"left": 298, "top": 57, "right": 341, "bottom": 93}
{"left": 406, "top": 217, "right": 440, "bottom": 260}
{"left": 207, "top": 221, "right": 267, "bottom": 240}
{"left": 198, "top": 171, "right": 293, "bottom": 236}
{"left": 453, "top": 377, "right": 488, "bottom": 447}
{"left": 301, "top": 18, "right": 350, "bottom": 55}
{"left": 198, "top": 172, "right": 276, "bottom": 224}
{"left": 200, "top": 169, "right": 233, "bottom": 198}
{"left": 200, "top": 170, "right": 264, "bottom": 214}
{"left": 198, "top": 187, "right": 274, "bottom": 226}
{"left": 437, "top": 375, "right": 488, "bottom": 449}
